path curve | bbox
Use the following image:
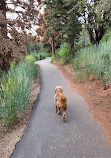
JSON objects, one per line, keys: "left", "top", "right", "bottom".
{"left": 11, "top": 58, "right": 111, "bottom": 158}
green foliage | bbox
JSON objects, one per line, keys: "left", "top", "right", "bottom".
{"left": 26, "top": 54, "right": 36, "bottom": 65}
{"left": 44, "top": 0, "right": 81, "bottom": 51}
{"left": 79, "top": 28, "right": 91, "bottom": 46}
{"left": 57, "top": 44, "right": 70, "bottom": 63}
{"left": 0, "top": 69, "right": 4, "bottom": 81}
{"left": 101, "top": 31, "right": 111, "bottom": 42}
{"left": 51, "top": 42, "right": 84, "bottom": 64}
{"left": 10, "top": 63, "right": 16, "bottom": 70}
{"left": 52, "top": 43, "right": 71, "bottom": 64}
{"left": 30, "top": 52, "right": 49, "bottom": 61}
{"left": 0, "top": 56, "right": 38, "bottom": 129}
{"left": 42, "top": 42, "right": 52, "bottom": 53}
{"left": 27, "top": 42, "right": 51, "bottom": 59}
{"left": 72, "top": 37, "right": 111, "bottom": 84}
{"left": 75, "top": 70, "right": 85, "bottom": 82}
{"left": 45, "top": 52, "right": 52, "bottom": 57}
{"left": 77, "top": 0, "right": 111, "bottom": 44}
{"left": 51, "top": 56, "right": 56, "bottom": 63}
{"left": 72, "top": 58, "right": 80, "bottom": 71}
{"left": 27, "top": 42, "right": 41, "bottom": 54}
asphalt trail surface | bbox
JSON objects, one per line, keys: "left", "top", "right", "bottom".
{"left": 11, "top": 58, "right": 111, "bottom": 158}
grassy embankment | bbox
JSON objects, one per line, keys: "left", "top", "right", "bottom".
{"left": 52, "top": 32, "right": 111, "bottom": 88}
{"left": 0, "top": 55, "right": 39, "bottom": 130}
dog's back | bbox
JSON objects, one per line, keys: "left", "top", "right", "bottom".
{"left": 55, "top": 93, "right": 67, "bottom": 109}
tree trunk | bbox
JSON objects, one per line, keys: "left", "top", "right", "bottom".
{"left": 87, "top": 26, "right": 105, "bottom": 45}
{"left": 0, "top": 0, "right": 7, "bottom": 38}
{"left": 68, "top": 35, "right": 74, "bottom": 51}
{"left": 52, "top": 38, "right": 55, "bottom": 56}
{"left": 95, "top": 26, "right": 105, "bottom": 45}
{"left": 87, "top": 27, "right": 96, "bottom": 45}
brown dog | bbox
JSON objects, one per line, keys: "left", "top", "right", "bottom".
{"left": 54, "top": 86, "right": 67, "bottom": 121}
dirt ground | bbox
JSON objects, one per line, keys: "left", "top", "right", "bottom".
{"left": 55, "top": 63, "right": 111, "bottom": 146}
{"left": 0, "top": 78, "right": 40, "bottom": 158}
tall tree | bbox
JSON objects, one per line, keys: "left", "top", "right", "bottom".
{"left": 78, "top": 0, "right": 111, "bottom": 45}
{"left": 0, "top": 0, "right": 41, "bottom": 70}
{"left": 62, "top": 0, "right": 81, "bottom": 50}
{"left": 44, "top": 0, "right": 64, "bottom": 55}
{"left": 36, "top": 8, "right": 62, "bottom": 55}
{"left": 40, "top": 0, "right": 81, "bottom": 55}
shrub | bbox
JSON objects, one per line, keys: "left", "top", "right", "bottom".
{"left": 72, "top": 37, "right": 111, "bottom": 85}
{"left": 75, "top": 70, "right": 85, "bottom": 82}
{"left": 27, "top": 42, "right": 41, "bottom": 54}
{"left": 30, "top": 52, "right": 48, "bottom": 61}
{"left": 52, "top": 43, "right": 71, "bottom": 64}
{"left": 26, "top": 54, "right": 36, "bottom": 64}
{"left": 51, "top": 42, "right": 84, "bottom": 65}
{"left": 0, "top": 69, "right": 4, "bottom": 82}
{"left": 45, "top": 52, "right": 52, "bottom": 57}
{"left": 0, "top": 57, "right": 38, "bottom": 129}
{"left": 101, "top": 31, "right": 111, "bottom": 42}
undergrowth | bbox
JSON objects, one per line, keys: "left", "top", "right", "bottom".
{"left": 72, "top": 37, "right": 111, "bottom": 85}
{"left": 0, "top": 55, "right": 38, "bottom": 130}
{"left": 51, "top": 43, "right": 73, "bottom": 64}
{"left": 29, "top": 51, "right": 51, "bottom": 61}
{"left": 51, "top": 31, "right": 111, "bottom": 87}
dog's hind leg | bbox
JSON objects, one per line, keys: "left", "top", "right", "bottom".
{"left": 62, "top": 111, "right": 66, "bottom": 122}
{"left": 57, "top": 107, "right": 60, "bottom": 115}
{"left": 56, "top": 105, "right": 58, "bottom": 113}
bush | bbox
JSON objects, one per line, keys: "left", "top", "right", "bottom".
{"left": 0, "top": 69, "right": 4, "bottom": 82}
{"left": 72, "top": 37, "right": 111, "bottom": 85}
{"left": 51, "top": 42, "right": 84, "bottom": 65}
{"left": 45, "top": 52, "right": 52, "bottom": 57}
{"left": 51, "top": 55, "right": 56, "bottom": 63}
{"left": 26, "top": 54, "right": 36, "bottom": 64}
{"left": 27, "top": 42, "right": 41, "bottom": 54}
{"left": 52, "top": 43, "right": 72, "bottom": 64}
{"left": 30, "top": 52, "right": 49, "bottom": 61}
{"left": 101, "top": 31, "right": 111, "bottom": 42}
{"left": 0, "top": 56, "right": 38, "bottom": 129}
{"left": 75, "top": 70, "right": 85, "bottom": 82}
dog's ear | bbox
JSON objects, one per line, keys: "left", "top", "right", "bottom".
{"left": 55, "top": 88, "right": 57, "bottom": 93}
{"left": 60, "top": 88, "right": 62, "bottom": 93}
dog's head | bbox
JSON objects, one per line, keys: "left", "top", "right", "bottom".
{"left": 55, "top": 86, "right": 63, "bottom": 94}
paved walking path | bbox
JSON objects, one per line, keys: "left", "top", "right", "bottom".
{"left": 11, "top": 58, "right": 111, "bottom": 158}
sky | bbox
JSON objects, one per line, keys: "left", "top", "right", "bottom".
{"left": 6, "top": 0, "right": 44, "bottom": 37}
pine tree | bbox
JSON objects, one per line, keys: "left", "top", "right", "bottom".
{"left": 40, "top": 0, "right": 81, "bottom": 55}
{"left": 62, "top": 0, "right": 82, "bottom": 50}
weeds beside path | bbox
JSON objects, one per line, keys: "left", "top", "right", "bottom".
{"left": 0, "top": 55, "right": 40, "bottom": 158}
{"left": 0, "top": 78, "right": 40, "bottom": 158}
{"left": 55, "top": 63, "right": 111, "bottom": 145}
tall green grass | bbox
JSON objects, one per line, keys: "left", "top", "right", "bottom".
{"left": 51, "top": 43, "right": 82, "bottom": 64}
{"left": 51, "top": 43, "right": 71, "bottom": 64}
{"left": 0, "top": 57, "right": 38, "bottom": 129}
{"left": 72, "top": 37, "right": 111, "bottom": 84}
{"left": 28, "top": 51, "right": 51, "bottom": 61}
